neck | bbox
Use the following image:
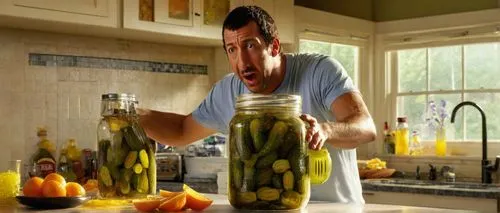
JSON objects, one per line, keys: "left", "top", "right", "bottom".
{"left": 261, "top": 54, "right": 286, "bottom": 94}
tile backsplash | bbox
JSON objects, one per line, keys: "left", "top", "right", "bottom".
{"left": 0, "top": 27, "right": 227, "bottom": 170}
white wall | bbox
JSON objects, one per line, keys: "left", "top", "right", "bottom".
{"left": 0, "top": 27, "right": 215, "bottom": 171}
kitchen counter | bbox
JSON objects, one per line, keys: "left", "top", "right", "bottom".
{"left": 2, "top": 194, "right": 477, "bottom": 213}
{"left": 362, "top": 179, "right": 500, "bottom": 199}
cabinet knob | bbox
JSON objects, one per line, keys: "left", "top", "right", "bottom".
{"left": 194, "top": 12, "right": 201, "bottom": 16}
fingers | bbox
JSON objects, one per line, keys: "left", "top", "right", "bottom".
{"left": 301, "top": 114, "right": 325, "bottom": 150}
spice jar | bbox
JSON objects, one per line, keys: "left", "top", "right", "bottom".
{"left": 97, "top": 93, "right": 156, "bottom": 198}
{"left": 228, "top": 94, "right": 310, "bottom": 210}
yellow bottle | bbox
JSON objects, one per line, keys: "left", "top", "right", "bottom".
{"left": 395, "top": 117, "right": 409, "bottom": 155}
{"left": 435, "top": 127, "right": 446, "bottom": 156}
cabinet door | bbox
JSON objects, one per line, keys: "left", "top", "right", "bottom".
{"left": 155, "top": 0, "right": 194, "bottom": 27}
{"left": 13, "top": 0, "right": 108, "bottom": 16}
{"left": 200, "top": 0, "right": 230, "bottom": 39}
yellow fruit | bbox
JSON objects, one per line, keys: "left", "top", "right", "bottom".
{"left": 42, "top": 180, "right": 66, "bottom": 197}
{"left": 22, "top": 177, "right": 44, "bottom": 197}
{"left": 66, "top": 182, "right": 86, "bottom": 197}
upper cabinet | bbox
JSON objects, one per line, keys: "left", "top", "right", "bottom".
{"left": 124, "top": 0, "right": 231, "bottom": 44}
{"left": 0, "top": 0, "right": 119, "bottom": 27}
{"left": 231, "top": 0, "right": 295, "bottom": 44}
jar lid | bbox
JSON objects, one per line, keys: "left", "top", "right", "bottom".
{"left": 397, "top": 117, "right": 407, "bottom": 123}
{"left": 101, "top": 93, "right": 137, "bottom": 102}
{"left": 235, "top": 94, "right": 301, "bottom": 111}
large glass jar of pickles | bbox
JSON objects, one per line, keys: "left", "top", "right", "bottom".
{"left": 97, "top": 93, "right": 156, "bottom": 198}
{"left": 228, "top": 94, "right": 310, "bottom": 210}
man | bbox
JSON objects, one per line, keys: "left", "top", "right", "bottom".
{"left": 138, "top": 6, "right": 376, "bottom": 203}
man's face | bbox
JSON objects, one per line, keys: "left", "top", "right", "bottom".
{"left": 223, "top": 21, "right": 276, "bottom": 93}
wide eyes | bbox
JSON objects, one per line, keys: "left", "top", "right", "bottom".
{"left": 226, "top": 42, "right": 257, "bottom": 55}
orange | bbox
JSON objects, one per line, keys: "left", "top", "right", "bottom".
{"left": 183, "top": 184, "right": 213, "bottom": 211}
{"left": 42, "top": 180, "right": 66, "bottom": 197}
{"left": 66, "top": 182, "right": 86, "bottom": 197}
{"left": 22, "top": 177, "right": 44, "bottom": 197}
{"left": 83, "top": 179, "right": 98, "bottom": 191}
{"left": 43, "top": 173, "right": 66, "bottom": 186}
{"left": 132, "top": 198, "right": 162, "bottom": 212}
{"left": 158, "top": 191, "right": 187, "bottom": 212}
{"left": 159, "top": 189, "right": 183, "bottom": 198}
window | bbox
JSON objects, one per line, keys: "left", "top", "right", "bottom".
{"left": 391, "top": 42, "right": 500, "bottom": 142}
{"left": 299, "top": 39, "right": 359, "bottom": 85}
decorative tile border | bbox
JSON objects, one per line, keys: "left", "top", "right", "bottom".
{"left": 28, "top": 53, "right": 208, "bottom": 75}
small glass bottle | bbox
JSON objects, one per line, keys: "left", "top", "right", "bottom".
{"left": 410, "top": 130, "right": 423, "bottom": 156}
{"left": 395, "top": 117, "right": 409, "bottom": 155}
{"left": 383, "top": 122, "right": 395, "bottom": 154}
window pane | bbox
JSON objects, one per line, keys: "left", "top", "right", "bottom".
{"left": 398, "top": 49, "right": 427, "bottom": 92}
{"left": 330, "top": 43, "right": 359, "bottom": 84}
{"left": 429, "top": 46, "right": 462, "bottom": 91}
{"left": 397, "top": 95, "right": 426, "bottom": 133}
{"left": 427, "top": 94, "right": 462, "bottom": 141}
{"left": 464, "top": 93, "right": 500, "bottom": 140}
{"left": 299, "top": 39, "right": 358, "bottom": 85}
{"left": 299, "top": 39, "right": 331, "bottom": 56}
{"left": 465, "top": 42, "right": 500, "bottom": 89}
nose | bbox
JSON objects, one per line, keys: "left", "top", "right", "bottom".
{"left": 236, "top": 49, "right": 251, "bottom": 71}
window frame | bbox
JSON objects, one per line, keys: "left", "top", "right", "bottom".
{"left": 297, "top": 31, "right": 371, "bottom": 99}
{"left": 381, "top": 26, "right": 500, "bottom": 157}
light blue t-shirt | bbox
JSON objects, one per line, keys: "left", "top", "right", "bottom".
{"left": 192, "top": 53, "right": 364, "bottom": 203}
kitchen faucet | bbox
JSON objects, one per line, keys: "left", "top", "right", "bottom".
{"left": 450, "top": 101, "right": 499, "bottom": 184}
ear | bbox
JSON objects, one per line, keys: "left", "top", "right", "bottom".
{"left": 270, "top": 38, "right": 280, "bottom": 57}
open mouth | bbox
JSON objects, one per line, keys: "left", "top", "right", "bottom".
{"left": 242, "top": 71, "right": 257, "bottom": 85}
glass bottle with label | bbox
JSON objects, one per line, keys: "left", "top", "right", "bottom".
{"left": 31, "top": 128, "right": 56, "bottom": 178}
{"left": 395, "top": 117, "right": 409, "bottom": 155}
{"left": 97, "top": 93, "right": 156, "bottom": 199}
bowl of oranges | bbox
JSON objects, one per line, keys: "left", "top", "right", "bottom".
{"left": 16, "top": 173, "right": 89, "bottom": 209}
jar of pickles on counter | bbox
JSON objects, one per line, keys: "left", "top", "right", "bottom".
{"left": 97, "top": 93, "right": 156, "bottom": 198}
{"left": 228, "top": 94, "right": 310, "bottom": 210}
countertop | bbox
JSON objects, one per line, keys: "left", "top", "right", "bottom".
{"left": 2, "top": 194, "right": 477, "bottom": 213}
{"left": 362, "top": 179, "right": 500, "bottom": 199}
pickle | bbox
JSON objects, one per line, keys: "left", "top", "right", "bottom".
{"left": 257, "top": 121, "right": 288, "bottom": 157}
{"left": 139, "top": 149, "right": 149, "bottom": 169}
{"left": 99, "top": 166, "right": 113, "bottom": 187}
{"left": 124, "top": 151, "right": 138, "bottom": 169}
{"left": 133, "top": 163, "right": 143, "bottom": 174}
{"left": 233, "top": 122, "right": 253, "bottom": 161}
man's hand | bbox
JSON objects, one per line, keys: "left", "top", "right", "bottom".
{"left": 300, "top": 114, "right": 327, "bottom": 150}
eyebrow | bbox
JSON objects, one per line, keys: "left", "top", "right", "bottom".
{"left": 226, "top": 37, "right": 259, "bottom": 48}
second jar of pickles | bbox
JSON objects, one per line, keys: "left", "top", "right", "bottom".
{"left": 228, "top": 94, "right": 310, "bottom": 210}
{"left": 97, "top": 93, "right": 156, "bottom": 198}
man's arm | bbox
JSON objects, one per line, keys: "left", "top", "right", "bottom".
{"left": 302, "top": 91, "right": 376, "bottom": 150}
{"left": 137, "top": 109, "right": 216, "bottom": 147}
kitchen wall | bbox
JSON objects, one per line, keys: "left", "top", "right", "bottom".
{"left": 373, "top": 0, "right": 499, "bottom": 21}
{"left": 0, "top": 27, "right": 226, "bottom": 170}
{"left": 295, "top": 0, "right": 499, "bottom": 21}
{"left": 294, "top": 0, "right": 374, "bottom": 21}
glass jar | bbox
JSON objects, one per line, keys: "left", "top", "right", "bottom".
{"left": 395, "top": 117, "right": 409, "bottom": 155}
{"left": 228, "top": 94, "right": 310, "bottom": 210}
{"left": 97, "top": 93, "right": 156, "bottom": 198}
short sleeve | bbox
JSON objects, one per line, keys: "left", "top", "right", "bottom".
{"left": 192, "top": 82, "right": 229, "bottom": 134}
{"left": 316, "top": 57, "right": 358, "bottom": 111}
